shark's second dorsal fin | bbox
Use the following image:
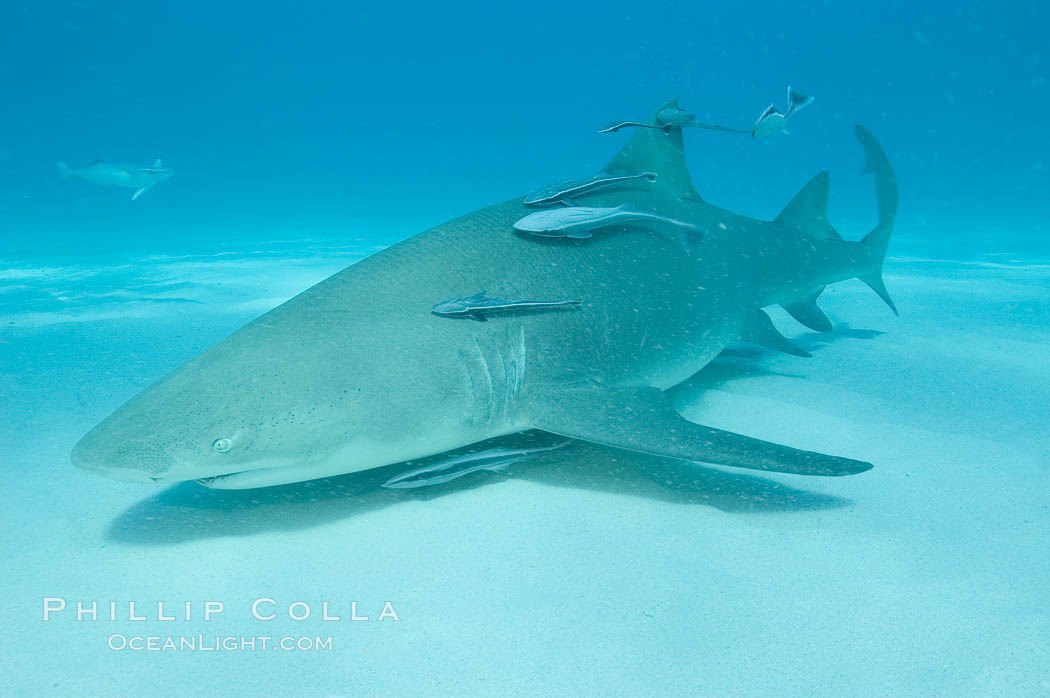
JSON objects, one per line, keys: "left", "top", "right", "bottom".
{"left": 774, "top": 170, "right": 840, "bottom": 239}
{"left": 603, "top": 98, "right": 703, "bottom": 203}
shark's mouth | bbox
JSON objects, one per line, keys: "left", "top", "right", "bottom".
{"left": 195, "top": 465, "right": 301, "bottom": 489}
{"left": 194, "top": 455, "right": 369, "bottom": 490}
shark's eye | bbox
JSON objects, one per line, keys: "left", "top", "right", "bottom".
{"left": 212, "top": 438, "right": 232, "bottom": 453}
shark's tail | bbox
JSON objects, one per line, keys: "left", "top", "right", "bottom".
{"left": 855, "top": 125, "right": 898, "bottom": 315}
{"left": 57, "top": 161, "right": 73, "bottom": 184}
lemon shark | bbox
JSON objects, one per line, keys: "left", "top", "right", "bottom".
{"left": 58, "top": 159, "right": 175, "bottom": 200}
{"left": 71, "top": 99, "right": 897, "bottom": 489}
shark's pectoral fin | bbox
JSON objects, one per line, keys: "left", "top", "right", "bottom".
{"left": 131, "top": 185, "right": 152, "bottom": 201}
{"left": 782, "top": 291, "right": 833, "bottom": 333}
{"left": 525, "top": 385, "right": 871, "bottom": 476}
{"left": 740, "top": 309, "right": 811, "bottom": 357}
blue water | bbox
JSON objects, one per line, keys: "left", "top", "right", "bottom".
{"left": 2, "top": 1, "right": 1047, "bottom": 257}
{"left": 2, "top": 1, "right": 1049, "bottom": 695}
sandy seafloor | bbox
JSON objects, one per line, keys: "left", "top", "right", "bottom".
{"left": 1, "top": 238, "right": 1048, "bottom": 696}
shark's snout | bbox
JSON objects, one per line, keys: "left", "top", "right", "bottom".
{"left": 71, "top": 425, "right": 176, "bottom": 483}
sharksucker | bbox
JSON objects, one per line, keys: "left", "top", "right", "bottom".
{"left": 513, "top": 203, "right": 703, "bottom": 245}
{"left": 382, "top": 437, "right": 572, "bottom": 489}
{"left": 750, "top": 86, "right": 814, "bottom": 138}
{"left": 524, "top": 172, "right": 658, "bottom": 208}
{"left": 72, "top": 98, "right": 895, "bottom": 490}
{"left": 597, "top": 120, "right": 672, "bottom": 134}
{"left": 432, "top": 293, "right": 583, "bottom": 321}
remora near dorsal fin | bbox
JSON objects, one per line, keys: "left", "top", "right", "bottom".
{"left": 774, "top": 170, "right": 840, "bottom": 239}
{"left": 603, "top": 98, "right": 704, "bottom": 203}
{"left": 739, "top": 308, "right": 811, "bottom": 357}
{"left": 782, "top": 290, "right": 833, "bottom": 333}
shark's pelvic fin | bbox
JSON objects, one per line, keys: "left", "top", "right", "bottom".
{"left": 774, "top": 170, "right": 839, "bottom": 240}
{"left": 856, "top": 125, "right": 898, "bottom": 315}
{"left": 603, "top": 98, "right": 704, "bottom": 203}
{"left": 740, "top": 308, "right": 811, "bottom": 357}
{"left": 781, "top": 291, "right": 834, "bottom": 333}
{"left": 526, "top": 385, "right": 871, "bottom": 476}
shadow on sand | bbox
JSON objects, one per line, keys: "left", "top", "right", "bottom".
{"left": 106, "top": 323, "right": 885, "bottom": 546}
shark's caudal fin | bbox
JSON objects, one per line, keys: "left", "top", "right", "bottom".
{"left": 57, "top": 161, "right": 73, "bottom": 184}
{"left": 855, "top": 125, "right": 898, "bottom": 315}
{"left": 603, "top": 98, "right": 703, "bottom": 202}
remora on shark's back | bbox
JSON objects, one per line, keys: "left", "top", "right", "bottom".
{"left": 71, "top": 98, "right": 897, "bottom": 491}
{"left": 513, "top": 203, "right": 703, "bottom": 242}
{"left": 432, "top": 293, "right": 582, "bottom": 321}
{"left": 58, "top": 159, "right": 175, "bottom": 200}
{"left": 524, "top": 172, "right": 657, "bottom": 208}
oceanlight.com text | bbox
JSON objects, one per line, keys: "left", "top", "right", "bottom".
{"left": 107, "top": 634, "right": 333, "bottom": 652}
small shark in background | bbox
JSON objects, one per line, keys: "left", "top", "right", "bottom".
{"left": 750, "top": 87, "right": 815, "bottom": 138}
{"left": 57, "top": 159, "right": 175, "bottom": 200}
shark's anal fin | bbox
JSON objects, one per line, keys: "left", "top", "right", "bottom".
{"left": 781, "top": 291, "right": 833, "bottom": 333}
{"left": 740, "top": 309, "right": 811, "bottom": 357}
{"left": 525, "top": 386, "right": 871, "bottom": 476}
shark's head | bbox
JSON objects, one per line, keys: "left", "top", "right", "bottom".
{"left": 71, "top": 319, "right": 466, "bottom": 489}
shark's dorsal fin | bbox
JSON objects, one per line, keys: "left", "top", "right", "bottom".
{"left": 91, "top": 159, "right": 103, "bottom": 166}
{"left": 603, "top": 98, "right": 703, "bottom": 203}
{"left": 774, "top": 170, "right": 840, "bottom": 239}
{"left": 153, "top": 159, "right": 162, "bottom": 168}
